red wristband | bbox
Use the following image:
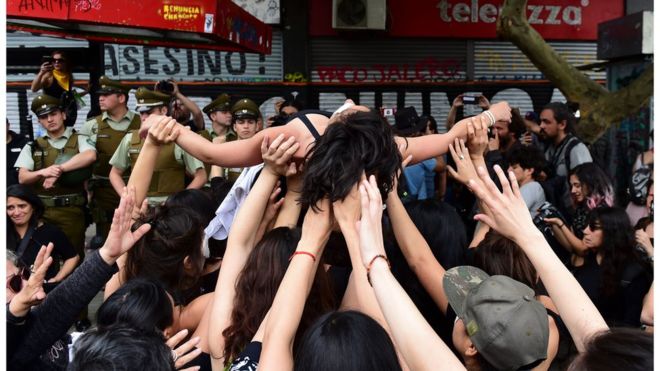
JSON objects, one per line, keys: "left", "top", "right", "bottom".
{"left": 289, "top": 251, "right": 316, "bottom": 262}
{"left": 366, "top": 254, "right": 390, "bottom": 286}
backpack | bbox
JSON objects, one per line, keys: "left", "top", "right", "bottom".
{"left": 628, "top": 165, "right": 653, "bottom": 206}
{"left": 539, "top": 136, "right": 580, "bottom": 210}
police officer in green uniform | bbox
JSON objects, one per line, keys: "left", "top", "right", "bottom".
{"left": 79, "top": 76, "right": 140, "bottom": 243}
{"left": 15, "top": 94, "right": 97, "bottom": 259}
{"left": 108, "top": 87, "right": 206, "bottom": 206}
{"left": 223, "top": 98, "right": 261, "bottom": 182}
{"left": 201, "top": 93, "right": 238, "bottom": 142}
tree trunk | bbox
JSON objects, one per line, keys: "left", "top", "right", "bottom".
{"left": 496, "top": 0, "right": 653, "bottom": 143}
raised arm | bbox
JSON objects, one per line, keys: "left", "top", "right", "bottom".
{"left": 259, "top": 199, "right": 332, "bottom": 371}
{"left": 468, "top": 165, "right": 608, "bottom": 352}
{"left": 206, "top": 135, "right": 299, "bottom": 368}
{"left": 401, "top": 102, "right": 511, "bottom": 163}
{"left": 31, "top": 62, "right": 53, "bottom": 92}
{"left": 359, "top": 176, "right": 465, "bottom": 371}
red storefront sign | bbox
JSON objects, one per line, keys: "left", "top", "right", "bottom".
{"left": 310, "top": 0, "right": 624, "bottom": 41}
{"left": 7, "top": 0, "right": 271, "bottom": 53}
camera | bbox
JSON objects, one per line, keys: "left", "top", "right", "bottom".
{"left": 41, "top": 55, "right": 54, "bottom": 64}
{"left": 381, "top": 107, "right": 396, "bottom": 116}
{"left": 532, "top": 202, "right": 566, "bottom": 235}
{"left": 462, "top": 95, "right": 477, "bottom": 104}
{"left": 155, "top": 80, "right": 175, "bottom": 94}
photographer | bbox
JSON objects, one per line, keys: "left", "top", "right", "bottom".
{"left": 31, "top": 51, "right": 79, "bottom": 127}
{"left": 446, "top": 94, "right": 490, "bottom": 130}
{"left": 156, "top": 79, "right": 205, "bottom": 132}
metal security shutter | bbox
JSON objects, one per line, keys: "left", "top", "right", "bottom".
{"left": 310, "top": 38, "right": 467, "bottom": 83}
{"left": 104, "top": 31, "right": 283, "bottom": 82}
{"left": 474, "top": 41, "right": 606, "bottom": 81}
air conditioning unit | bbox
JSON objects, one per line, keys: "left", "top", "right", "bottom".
{"left": 332, "top": 0, "right": 386, "bottom": 30}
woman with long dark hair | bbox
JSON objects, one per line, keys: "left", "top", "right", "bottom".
{"left": 571, "top": 207, "right": 652, "bottom": 326}
{"left": 545, "top": 162, "right": 615, "bottom": 255}
{"left": 6, "top": 184, "right": 78, "bottom": 284}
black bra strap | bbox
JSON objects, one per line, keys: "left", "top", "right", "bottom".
{"left": 297, "top": 114, "right": 321, "bottom": 141}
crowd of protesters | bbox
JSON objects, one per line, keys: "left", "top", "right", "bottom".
{"left": 6, "top": 51, "right": 654, "bottom": 371}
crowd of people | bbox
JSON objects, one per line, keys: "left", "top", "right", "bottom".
{"left": 5, "top": 50, "right": 654, "bottom": 371}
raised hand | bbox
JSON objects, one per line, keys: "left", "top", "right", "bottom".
{"left": 144, "top": 115, "right": 181, "bottom": 143}
{"left": 262, "top": 181, "right": 285, "bottom": 225}
{"left": 488, "top": 129, "right": 500, "bottom": 151}
{"left": 478, "top": 95, "right": 491, "bottom": 110}
{"left": 469, "top": 165, "right": 538, "bottom": 241}
{"left": 451, "top": 94, "right": 464, "bottom": 108}
{"left": 300, "top": 198, "right": 333, "bottom": 248}
{"left": 165, "top": 329, "right": 202, "bottom": 370}
{"left": 332, "top": 179, "right": 362, "bottom": 231}
{"left": 99, "top": 186, "right": 152, "bottom": 265}
{"left": 466, "top": 116, "right": 489, "bottom": 158}
{"left": 9, "top": 243, "right": 54, "bottom": 317}
{"left": 446, "top": 138, "right": 479, "bottom": 186}
{"left": 636, "top": 229, "right": 654, "bottom": 257}
{"left": 357, "top": 175, "right": 386, "bottom": 266}
{"left": 261, "top": 134, "right": 300, "bottom": 177}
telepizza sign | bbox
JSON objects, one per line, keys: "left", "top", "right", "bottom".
{"left": 310, "top": 0, "right": 624, "bottom": 41}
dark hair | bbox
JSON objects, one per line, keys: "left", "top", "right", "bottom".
{"left": 294, "top": 310, "right": 402, "bottom": 371}
{"left": 280, "top": 98, "right": 304, "bottom": 112}
{"left": 165, "top": 189, "right": 217, "bottom": 226}
{"left": 542, "top": 102, "right": 576, "bottom": 133}
{"left": 425, "top": 115, "right": 438, "bottom": 134}
{"left": 506, "top": 145, "right": 547, "bottom": 180}
{"left": 50, "top": 50, "right": 72, "bottom": 73}
{"left": 69, "top": 326, "right": 174, "bottom": 371}
{"left": 97, "top": 278, "right": 173, "bottom": 333}
{"left": 473, "top": 230, "right": 538, "bottom": 291}
{"left": 300, "top": 110, "right": 402, "bottom": 210}
{"left": 125, "top": 205, "right": 205, "bottom": 300}
{"left": 509, "top": 108, "right": 526, "bottom": 138}
{"left": 568, "top": 328, "right": 653, "bottom": 371}
{"left": 586, "top": 207, "right": 646, "bottom": 296}
{"left": 570, "top": 163, "right": 614, "bottom": 209}
{"left": 7, "top": 184, "right": 46, "bottom": 249}
{"left": 223, "top": 227, "right": 335, "bottom": 362}
{"left": 404, "top": 199, "right": 467, "bottom": 268}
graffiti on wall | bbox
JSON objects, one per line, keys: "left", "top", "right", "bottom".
{"left": 313, "top": 58, "right": 466, "bottom": 83}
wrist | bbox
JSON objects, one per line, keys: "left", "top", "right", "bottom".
{"left": 8, "top": 299, "right": 30, "bottom": 319}
{"left": 98, "top": 247, "right": 118, "bottom": 266}
{"left": 366, "top": 255, "right": 390, "bottom": 286}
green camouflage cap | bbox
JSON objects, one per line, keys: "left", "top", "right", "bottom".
{"left": 97, "top": 75, "right": 131, "bottom": 94}
{"left": 134, "top": 87, "right": 171, "bottom": 112}
{"left": 231, "top": 98, "right": 260, "bottom": 120}
{"left": 443, "top": 266, "right": 549, "bottom": 371}
{"left": 31, "top": 94, "right": 62, "bottom": 116}
{"left": 203, "top": 94, "right": 232, "bottom": 114}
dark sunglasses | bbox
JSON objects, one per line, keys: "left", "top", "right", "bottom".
{"left": 7, "top": 266, "right": 30, "bottom": 293}
{"left": 52, "top": 58, "right": 65, "bottom": 63}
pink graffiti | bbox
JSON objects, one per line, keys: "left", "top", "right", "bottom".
{"left": 74, "top": 0, "right": 102, "bottom": 12}
{"left": 315, "top": 57, "right": 465, "bottom": 83}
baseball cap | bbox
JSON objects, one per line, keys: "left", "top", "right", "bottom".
{"left": 443, "top": 266, "right": 549, "bottom": 371}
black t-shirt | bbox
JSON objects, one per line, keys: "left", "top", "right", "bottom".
{"left": 11, "top": 224, "right": 77, "bottom": 280}
{"left": 571, "top": 251, "right": 652, "bottom": 327}
{"left": 7, "top": 130, "right": 29, "bottom": 187}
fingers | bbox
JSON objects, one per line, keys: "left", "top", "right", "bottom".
{"left": 476, "top": 166, "right": 505, "bottom": 203}
{"left": 132, "top": 223, "right": 152, "bottom": 242}
{"left": 260, "top": 135, "right": 269, "bottom": 155}
{"left": 508, "top": 169, "right": 522, "bottom": 199}
{"left": 448, "top": 141, "right": 459, "bottom": 163}
{"left": 173, "top": 336, "right": 202, "bottom": 368}
{"left": 467, "top": 119, "right": 475, "bottom": 141}
{"left": 165, "top": 329, "right": 189, "bottom": 349}
{"left": 446, "top": 165, "right": 459, "bottom": 180}
{"left": 402, "top": 154, "right": 413, "bottom": 169}
{"left": 493, "top": 165, "right": 514, "bottom": 198}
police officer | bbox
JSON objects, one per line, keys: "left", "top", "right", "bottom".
{"left": 15, "top": 94, "right": 97, "bottom": 259}
{"left": 222, "top": 98, "right": 261, "bottom": 182}
{"left": 108, "top": 87, "right": 206, "bottom": 206}
{"left": 79, "top": 76, "right": 140, "bottom": 243}
{"left": 201, "top": 93, "right": 237, "bottom": 142}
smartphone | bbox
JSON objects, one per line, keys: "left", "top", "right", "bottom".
{"left": 41, "top": 55, "right": 54, "bottom": 64}
{"left": 462, "top": 95, "right": 477, "bottom": 104}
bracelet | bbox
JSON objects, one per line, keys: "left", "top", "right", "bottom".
{"left": 482, "top": 110, "right": 496, "bottom": 128}
{"left": 289, "top": 251, "right": 316, "bottom": 262}
{"left": 366, "top": 254, "right": 391, "bottom": 286}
